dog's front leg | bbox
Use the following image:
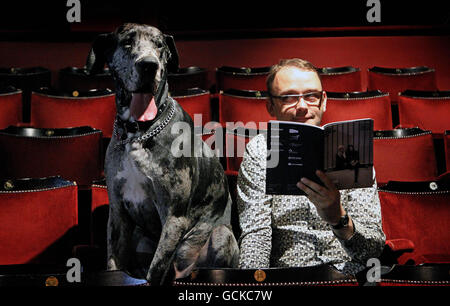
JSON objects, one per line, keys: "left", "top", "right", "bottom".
{"left": 146, "top": 215, "right": 190, "bottom": 285}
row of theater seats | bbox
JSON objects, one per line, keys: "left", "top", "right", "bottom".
{"left": 1, "top": 85, "right": 449, "bottom": 136}
{"left": 0, "top": 64, "right": 441, "bottom": 122}
{"left": 0, "top": 64, "right": 448, "bottom": 286}
{"left": 1, "top": 175, "right": 449, "bottom": 286}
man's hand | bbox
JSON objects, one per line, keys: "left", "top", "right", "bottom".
{"left": 296, "top": 170, "right": 354, "bottom": 240}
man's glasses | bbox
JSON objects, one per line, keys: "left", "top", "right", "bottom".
{"left": 270, "top": 91, "right": 324, "bottom": 107}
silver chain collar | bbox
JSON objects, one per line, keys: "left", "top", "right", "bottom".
{"left": 113, "top": 101, "right": 176, "bottom": 147}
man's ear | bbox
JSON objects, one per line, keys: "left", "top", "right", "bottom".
{"left": 164, "top": 34, "right": 179, "bottom": 73}
{"left": 321, "top": 91, "right": 327, "bottom": 113}
{"left": 266, "top": 98, "right": 276, "bottom": 117}
{"left": 85, "top": 33, "right": 116, "bottom": 75}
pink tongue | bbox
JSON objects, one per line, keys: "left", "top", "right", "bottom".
{"left": 130, "top": 93, "right": 157, "bottom": 121}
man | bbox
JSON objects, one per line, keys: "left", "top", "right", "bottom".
{"left": 237, "top": 58, "right": 385, "bottom": 275}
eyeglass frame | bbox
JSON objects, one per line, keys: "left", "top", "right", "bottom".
{"left": 268, "top": 90, "right": 325, "bottom": 108}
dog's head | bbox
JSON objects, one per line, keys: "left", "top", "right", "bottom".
{"left": 86, "top": 23, "right": 179, "bottom": 121}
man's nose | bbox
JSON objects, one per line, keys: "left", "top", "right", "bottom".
{"left": 135, "top": 56, "right": 159, "bottom": 74}
{"left": 295, "top": 97, "right": 309, "bottom": 113}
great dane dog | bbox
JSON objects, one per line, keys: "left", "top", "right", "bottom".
{"left": 86, "top": 23, "right": 239, "bottom": 285}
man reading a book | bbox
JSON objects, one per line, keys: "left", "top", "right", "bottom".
{"left": 237, "top": 58, "right": 385, "bottom": 275}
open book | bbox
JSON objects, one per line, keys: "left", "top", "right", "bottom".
{"left": 266, "top": 118, "right": 374, "bottom": 195}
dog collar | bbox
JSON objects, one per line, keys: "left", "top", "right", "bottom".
{"left": 114, "top": 97, "right": 175, "bottom": 146}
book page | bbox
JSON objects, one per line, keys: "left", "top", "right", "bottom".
{"left": 323, "top": 119, "right": 374, "bottom": 189}
{"left": 266, "top": 121, "right": 324, "bottom": 195}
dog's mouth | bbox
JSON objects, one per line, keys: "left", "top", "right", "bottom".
{"left": 130, "top": 93, "right": 157, "bottom": 122}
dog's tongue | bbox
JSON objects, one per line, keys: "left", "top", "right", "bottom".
{"left": 130, "top": 93, "right": 157, "bottom": 121}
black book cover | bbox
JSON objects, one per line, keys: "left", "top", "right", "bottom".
{"left": 266, "top": 118, "right": 374, "bottom": 195}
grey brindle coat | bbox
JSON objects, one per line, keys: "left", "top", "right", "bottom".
{"left": 86, "top": 24, "right": 239, "bottom": 285}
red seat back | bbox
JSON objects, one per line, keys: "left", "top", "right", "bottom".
{"left": 168, "top": 67, "right": 208, "bottom": 92}
{"left": 398, "top": 90, "right": 450, "bottom": 136}
{"left": 216, "top": 66, "right": 270, "bottom": 91}
{"left": 31, "top": 89, "right": 116, "bottom": 138}
{"left": 378, "top": 179, "right": 450, "bottom": 265}
{"left": 321, "top": 91, "right": 392, "bottom": 130}
{"left": 368, "top": 66, "right": 437, "bottom": 104}
{"left": 0, "top": 88, "right": 22, "bottom": 128}
{"left": 318, "top": 66, "right": 363, "bottom": 92}
{"left": 91, "top": 183, "right": 109, "bottom": 248}
{"left": 0, "top": 126, "right": 103, "bottom": 188}
{"left": 219, "top": 89, "right": 274, "bottom": 127}
{"left": 171, "top": 88, "right": 211, "bottom": 125}
{"left": 225, "top": 127, "right": 260, "bottom": 173}
{"left": 373, "top": 128, "right": 438, "bottom": 186}
{"left": 0, "top": 177, "right": 78, "bottom": 265}
{"left": 445, "top": 131, "right": 450, "bottom": 172}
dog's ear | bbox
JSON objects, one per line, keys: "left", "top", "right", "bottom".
{"left": 85, "top": 33, "right": 116, "bottom": 75}
{"left": 164, "top": 34, "right": 179, "bottom": 73}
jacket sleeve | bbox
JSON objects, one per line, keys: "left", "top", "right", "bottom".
{"left": 337, "top": 173, "right": 386, "bottom": 264}
{"left": 237, "top": 135, "right": 273, "bottom": 268}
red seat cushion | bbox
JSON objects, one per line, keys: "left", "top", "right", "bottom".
{"left": 374, "top": 131, "right": 438, "bottom": 185}
{"left": 0, "top": 127, "right": 103, "bottom": 188}
{"left": 321, "top": 92, "right": 392, "bottom": 130}
{"left": 398, "top": 95, "right": 450, "bottom": 136}
{"left": 379, "top": 183, "right": 450, "bottom": 265}
{"left": 31, "top": 92, "right": 116, "bottom": 138}
{"left": 0, "top": 90, "right": 22, "bottom": 128}
{"left": 0, "top": 180, "right": 78, "bottom": 265}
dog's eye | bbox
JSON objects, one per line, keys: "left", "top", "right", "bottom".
{"left": 121, "top": 39, "right": 133, "bottom": 49}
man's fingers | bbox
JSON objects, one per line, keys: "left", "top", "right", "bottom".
{"left": 315, "top": 170, "right": 336, "bottom": 191}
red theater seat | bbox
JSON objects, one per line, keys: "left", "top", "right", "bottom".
{"left": 378, "top": 264, "right": 450, "bottom": 286}
{"left": 168, "top": 66, "right": 208, "bottom": 92}
{"left": 0, "top": 66, "right": 51, "bottom": 123}
{"left": 321, "top": 90, "right": 392, "bottom": 130}
{"left": 31, "top": 88, "right": 116, "bottom": 138}
{"left": 317, "top": 66, "right": 363, "bottom": 92}
{"left": 91, "top": 182, "right": 109, "bottom": 253}
{"left": 171, "top": 88, "right": 212, "bottom": 125}
{"left": 58, "top": 67, "right": 115, "bottom": 92}
{"left": 0, "top": 126, "right": 103, "bottom": 188}
{"left": 0, "top": 86, "right": 22, "bottom": 128}
{"left": 0, "top": 176, "right": 78, "bottom": 265}
{"left": 174, "top": 265, "right": 358, "bottom": 286}
{"left": 378, "top": 179, "right": 450, "bottom": 265}
{"left": 225, "top": 127, "right": 262, "bottom": 174}
{"left": 367, "top": 66, "right": 437, "bottom": 104}
{"left": 219, "top": 89, "right": 274, "bottom": 128}
{"left": 398, "top": 90, "right": 450, "bottom": 136}
{"left": 445, "top": 131, "right": 450, "bottom": 172}
{"left": 216, "top": 66, "right": 271, "bottom": 91}
{"left": 373, "top": 128, "right": 438, "bottom": 186}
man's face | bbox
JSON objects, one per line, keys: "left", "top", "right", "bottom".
{"left": 267, "top": 66, "right": 327, "bottom": 126}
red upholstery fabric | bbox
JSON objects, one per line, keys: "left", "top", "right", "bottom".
{"left": 0, "top": 184, "right": 78, "bottom": 264}
{"left": 321, "top": 94, "right": 392, "bottom": 130}
{"left": 0, "top": 131, "right": 103, "bottom": 187}
{"left": 91, "top": 184, "right": 109, "bottom": 247}
{"left": 0, "top": 91, "right": 22, "bottom": 128}
{"left": 217, "top": 71, "right": 268, "bottom": 91}
{"left": 368, "top": 70, "right": 437, "bottom": 104}
{"left": 225, "top": 131, "right": 257, "bottom": 173}
{"left": 445, "top": 132, "right": 450, "bottom": 172}
{"left": 320, "top": 70, "right": 363, "bottom": 92}
{"left": 172, "top": 92, "right": 211, "bottom": 124}
{"left": 30, "top": 92, "right": 116, "bottom": 138}
{"left": 219, "top": 93, "right": 274, "bottom": 127}
{"left": 373, "top": 132, "right": 438, "bottom": 185}
{"left": 398, "top": 95, "right": 450, "bottom": 136}
{"left": 378, "top": 188, "right": 450, "bottom": 265}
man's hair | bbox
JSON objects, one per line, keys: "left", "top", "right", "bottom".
{"left": 266, "top": 58, "right": 321, "bottom": 95}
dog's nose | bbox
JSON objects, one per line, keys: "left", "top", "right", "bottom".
{"left": 136, "top": 56, "right": 159, "bottom": 73}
